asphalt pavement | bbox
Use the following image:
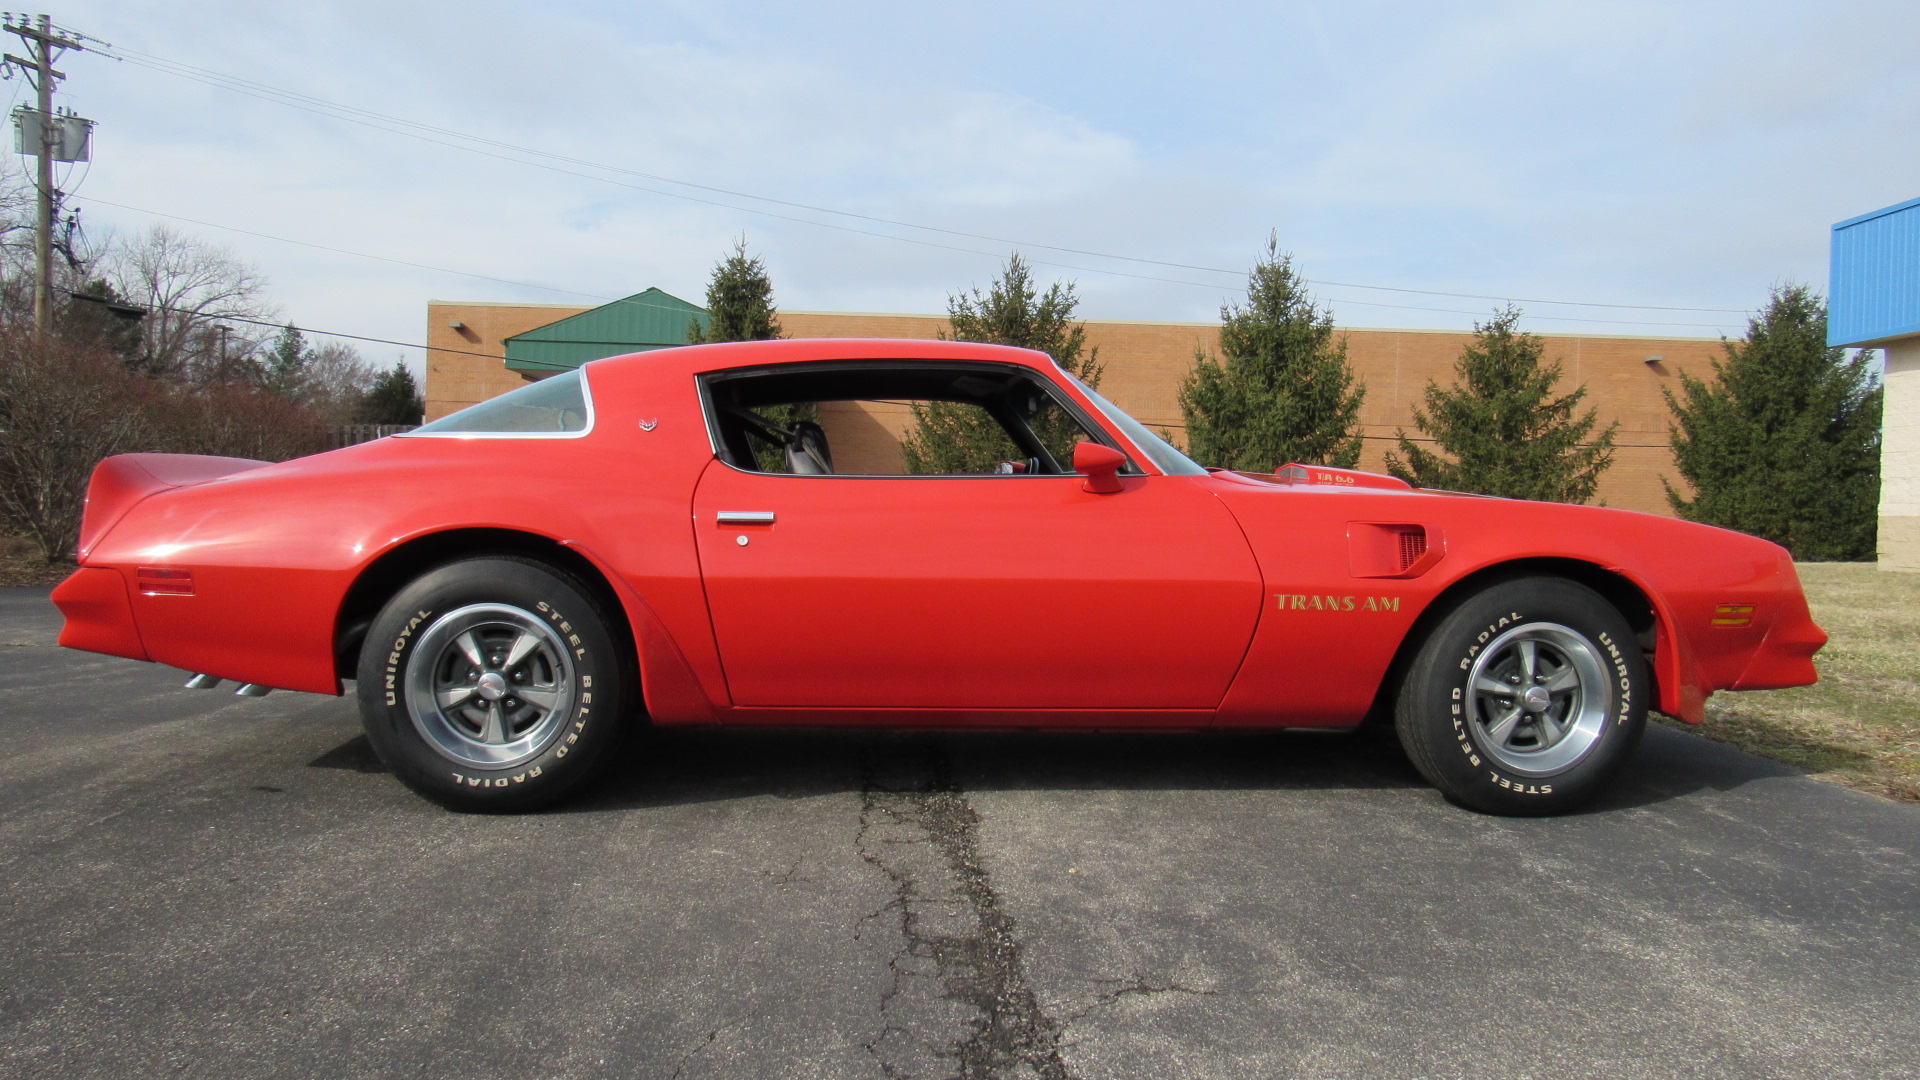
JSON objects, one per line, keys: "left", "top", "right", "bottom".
{"left": 1, "top": 585, "right": 1916, "bottom": 1080}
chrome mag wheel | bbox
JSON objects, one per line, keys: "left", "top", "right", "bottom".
{"left": 1464, "top": 621, "right": 1610, "bottom": 777}
{"left": 403, "top": 603, "right": 577, "bottom": 769}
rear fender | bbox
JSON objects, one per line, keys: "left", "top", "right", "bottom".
{"left": 78, "top": 454, "right": 269, "bottom": 562}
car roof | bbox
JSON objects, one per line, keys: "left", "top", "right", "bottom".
{"left": 583, "top": 337, "right": 1059, "bottom": 378}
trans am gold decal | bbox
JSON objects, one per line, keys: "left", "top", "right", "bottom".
{"left": 1275, "top": 594, "right": 1401, "bottom": 612}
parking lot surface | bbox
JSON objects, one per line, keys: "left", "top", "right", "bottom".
{"left": 1, "top": 585, "right": 1916, "bottom": 1079}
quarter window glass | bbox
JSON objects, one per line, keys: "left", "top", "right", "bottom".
{"left": 412, "top": 369, "right": 591, "bottom": 434}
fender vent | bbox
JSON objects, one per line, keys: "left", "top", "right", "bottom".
{"left": 1397, "top": 528, "right": 1427, "bottom": 572}
{"left": 1347, "top": 522, "right": 1441, "bottom": 578}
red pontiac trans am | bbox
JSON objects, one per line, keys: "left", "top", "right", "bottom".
{"left": 52, "top": 339, "right": 1825, "bottom": 815}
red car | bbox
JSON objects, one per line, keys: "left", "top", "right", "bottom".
{"left": 53, "top": 339, "right": 1825, "bottom": 815}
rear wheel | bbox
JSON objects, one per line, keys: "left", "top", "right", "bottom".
{"left": 355, "top": 556, "right": 631, "bottom": 812}
{"left": 1395, "top": 575, "right": 1646, "bottom": 815}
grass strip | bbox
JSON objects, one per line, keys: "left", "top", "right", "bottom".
{"left": 1672, "top": 562, "right": 1920, "bottom": 803}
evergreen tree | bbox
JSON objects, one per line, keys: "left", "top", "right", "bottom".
{"left": 902, "top": 253, "right": 1103, "bottom": 474}
{"left": 263, "top": 324, "right": 312, "bottom": 401}
{"left": 687, "top": 239, "right": 806, "bottom": 470}
{"left": 1178, "top": 236, "right": 1365, "bottom": 470}
{"left": 58, "top": 280, "right": 145, "bottom": 367}
{"left": 357, "top": 361, "right": 424, "bottom": 425}
{"left": 1384, "top": 307, "right": 1617, "bottom": 502}
{"left": 686, "top": 238, "right": 784, "bottom": 344}
{"left": 1664, "top": 284, "right": 1881, "bottom": 561}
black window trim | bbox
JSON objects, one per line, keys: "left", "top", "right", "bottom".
{"left": 694, "top": 359, "right": 1144, "bottom": 479}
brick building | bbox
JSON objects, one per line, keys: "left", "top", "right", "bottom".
{"left": 426, "top": 291, "right": 1727, "bottom": 517}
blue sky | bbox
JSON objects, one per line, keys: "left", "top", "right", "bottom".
{"left": 35, "top": 0, "right": 1920, "bottom": 370}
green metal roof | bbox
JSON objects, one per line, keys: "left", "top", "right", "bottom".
{"left": 503, "top": 287, "right": 709, "bottom": 374}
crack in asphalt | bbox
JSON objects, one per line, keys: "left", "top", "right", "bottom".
{"left": 1060, "top": 976, "right": 1221, "bottom": 1032}
{"left": 856, "top": 741, "right": 1074, "bottom": 1080}
{"left": 668, "top": 1013, "right": 746, "bottom": 1080}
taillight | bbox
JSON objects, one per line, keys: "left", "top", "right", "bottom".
{"left": 136, "top": 567, "right": 194, "bottom": 596}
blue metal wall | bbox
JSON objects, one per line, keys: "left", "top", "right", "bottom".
{"left": 1830, "top": 196, "right": 1920, "bottom": 346}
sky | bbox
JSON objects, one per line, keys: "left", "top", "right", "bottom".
{"left": 27, "top": 0, "right": 1920, "bottom": 375}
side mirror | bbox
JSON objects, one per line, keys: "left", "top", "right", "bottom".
{"left": 1073, "top": 441, "right": 1127, "bottom": 494}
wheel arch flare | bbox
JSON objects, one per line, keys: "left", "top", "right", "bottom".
{"left": 334, "top": 526, "right": 717, "bottom": 724}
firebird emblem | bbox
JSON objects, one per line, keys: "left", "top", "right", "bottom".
{"left": 639, "top": 418, "right": 659, "bottom": 431}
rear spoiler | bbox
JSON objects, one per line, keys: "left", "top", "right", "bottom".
{"left": 77, "top": 453, "right": 270, "bottom": 561}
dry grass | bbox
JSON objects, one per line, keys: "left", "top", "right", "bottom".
{"left": 0, "top": 533, "right": 72, "bottom": 587}
{"left": 1672, "top": 562, "right": 1920, "bottom": 803}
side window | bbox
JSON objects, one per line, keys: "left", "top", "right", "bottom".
{"left": 705, "top": 364, "right": 1119, "bottom": 477}
{"left": 897, "top": 399, "right": 1026, "bottom": 474}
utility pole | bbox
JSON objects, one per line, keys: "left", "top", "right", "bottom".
{"left": 4, "top": 14, "right": 91, "bottom": 336}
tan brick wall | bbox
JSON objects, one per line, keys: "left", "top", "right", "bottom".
{"left": 426, "top": 303, "right": 1725, "bottom": 516}
{"left": 424, "top": 300, "right": 586, "bottom": 420}
{"left": 1879, "top": 338, "right": 1920, "bottom": 572}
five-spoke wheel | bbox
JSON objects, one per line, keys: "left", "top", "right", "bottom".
{"left": 1462, "top": 622, "right": 1609, "bottom": 776}
{"left": 405, "top": 604, "right": 577, "bottom": 769}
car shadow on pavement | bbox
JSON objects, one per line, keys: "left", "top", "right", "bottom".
{"left": 545, "top": 722, "right": 1733, "bottom": 816}
{"left": 302, "top": 719, "right": 1751, "bottom": 817}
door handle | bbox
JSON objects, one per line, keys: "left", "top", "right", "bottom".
{"left": 716, "top": 511, "right": 776, "bottom": 525}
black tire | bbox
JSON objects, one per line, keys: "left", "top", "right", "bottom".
{"left": 1395, "top": 575, "right": 1646, "bottom": 815}
{"left": 355, "top": 555, "right": 632, "bottom": 812}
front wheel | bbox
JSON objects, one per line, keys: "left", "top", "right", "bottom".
{"left": 1395, "top": 575, "right": 1646, "bottom": 815}
{"left": 356, "top": 556, "right": 632, "bottom": 812}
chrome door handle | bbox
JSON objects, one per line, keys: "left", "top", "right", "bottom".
{"left": 716, "top": 511, "right": 776, "bottom": 525}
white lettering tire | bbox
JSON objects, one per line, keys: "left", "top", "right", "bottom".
{"left": 1394, "top": 575, "right": 1646, "bottom": 815}
{"left": 355, "top": 556, "right": 631, "bottom": 812}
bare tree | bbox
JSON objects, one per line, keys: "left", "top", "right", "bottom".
{"left": 0, "top": 326, "right": 151, "bottom": 560}
{"left": 108, "top": 224, "right": 275, "bottom": 379}
{"left": 303, "top": 340, "right": 380, "bottom": 422}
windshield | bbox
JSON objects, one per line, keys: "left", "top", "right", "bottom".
{"left": 1065, "top": 374, "right": 1207, "bottom": 476}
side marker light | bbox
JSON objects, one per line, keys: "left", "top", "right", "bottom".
{"left": 1711, "top": 603, "right": 1755, "bottom": 627}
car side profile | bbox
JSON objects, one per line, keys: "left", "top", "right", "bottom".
{"left": 53, "top": 338, "right": 1826, "bottom": 815}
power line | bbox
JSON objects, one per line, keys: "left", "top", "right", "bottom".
{"left": 149, "top": 303, "right": 577, "bottom": 370}
{"left": 93, "top": 41, "right": 1753, "bottom": 321}
{"left": 154, "top": 302, "right": 1686, "bottom": 443}
{"left": 74, "top": 195, "right": 674, "bottom": 310}
{"left": 79, "top": 194, "right": 1738, "bottom": 331}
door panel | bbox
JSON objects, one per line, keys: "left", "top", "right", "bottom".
{"left": 692, "top": 463, "right": 1263, "bottom": 710}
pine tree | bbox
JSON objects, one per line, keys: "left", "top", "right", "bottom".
{"left": 58, "top": 280, "right": 145, "bottom": 367}
{"left": 686, "top": 239, "right": 783, "bottom": 344}
{"left": 687, "top": 239, "right": 807, "bottom": 470}
{"left": 901, "top": 253, "right": 1103, "bottom": 474}
{"left": 357, "top": 361, "right": 424, "bottom": 425}
{"left": 1664, "top": 284, "right": 1881, "bottom": 561}
{"left": 263, "top": 324, "right": 312, "bottom": 401}
{"left": 1384, "top": 307, "right": 1617, "bottom": 502}
{"left": 1178, "top": 236, "right": 1365, "bottom": 470}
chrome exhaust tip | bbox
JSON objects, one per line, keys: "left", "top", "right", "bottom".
{"left": 184, "top": 674, "right": 222, "bottom": 690}
{"left": 233, "top": 683, "right": 272, "bottom": 697}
